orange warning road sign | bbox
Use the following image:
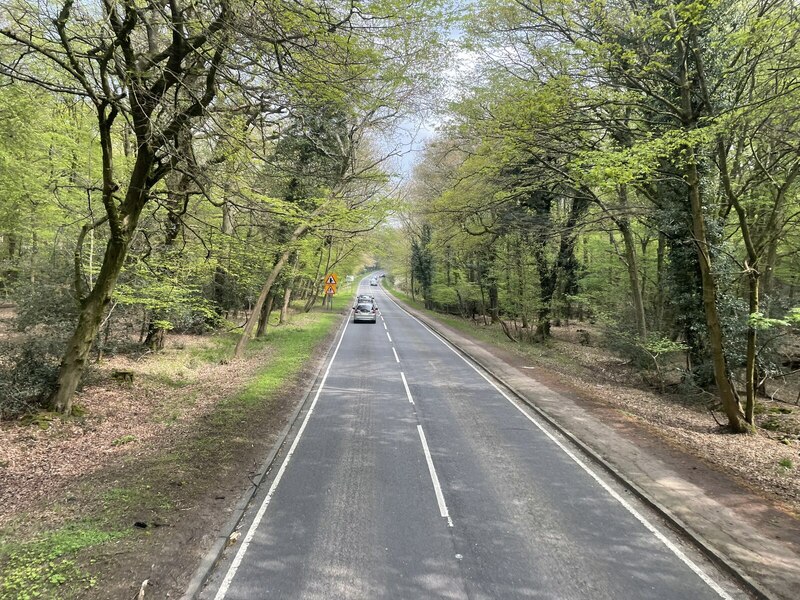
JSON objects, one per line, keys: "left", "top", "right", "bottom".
{"left": 325, "top": 273, "right": 338, "bottom": 285}
{"left": 324, "top": 283, "right": 337, "bottom": 295}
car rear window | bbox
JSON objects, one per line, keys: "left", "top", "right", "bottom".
{"left": 356, "top": 303, "right": 373, "bottom": 311}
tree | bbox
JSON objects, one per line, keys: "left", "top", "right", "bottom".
{"left": 1, "top": 0, "right": 435, "bottom": 412}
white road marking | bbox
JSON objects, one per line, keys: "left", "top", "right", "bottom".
{"left": 392, "top": 347, "right": 400, "bottom": 363}
{"left": 417, "top": 424, "right": 453, "bottom": 528}
{"left": 212, "top": 317, "right": 352, "bottom": 600}
{"left": 400, "top": 372, "right": 415, "bottom": 405}
{"left": 381, "top": 292, "right": 733, "bottom": 600}
{"left": 386, "top": 331, "right": 392, "bottom": 343}
{"left": 383, "top": 322, "right": 388, "bottom": 330}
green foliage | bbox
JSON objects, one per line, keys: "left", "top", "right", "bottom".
{"left": 750, "top": 308, "right": 800, "bottom": 330}
{"left": 0, "top": 525, "right": 123, "bottom": 599}
{"left": 110, "top": 435, "right": 137, "bottom": 447}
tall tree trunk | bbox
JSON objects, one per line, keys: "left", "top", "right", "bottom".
{"left": 517, "top": 235, "right": 528, "bottom": 328}
{"left": 256, "top": 292, "right": 275, "bottom": 337}
{"left": 50, "top": 136, "right": 154, "bottom": 415}
{"left": 619, "top": 220, "right": 647, "bottom": 338}
{"left": 280, "top": 254, "right": 299, "bottom": 325}
{"left": 235, "top": 219, "right": 320, "bottom": 357}
{"left": 686, "top": 156, "right": 748, "bottom": 432}
{"left": 674, "top": 30, "right": 749, "bottom": 433}
{"left": 234, "top": 246, "right": 296, "bottom": 358}
{"left": 616, "top": 186, "right": 647, "bottom": 338}
{"left": 303, "top": 246, "right": 326, "bottom": 312}
{"left": 280, "top": 285, "right": 292, "bottom": 324}
{"left": 654, "top": 232, "right": 666, "bottom": 331}
{"left": 488, "top": 282, "right": 499, "bottom": 324}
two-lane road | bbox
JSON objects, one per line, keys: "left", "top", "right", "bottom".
{"left": 199, "top": 277, "right": 747, "bottom": 600}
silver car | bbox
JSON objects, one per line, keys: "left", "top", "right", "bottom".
{"left": 353, "top": 302, "right": 378, "bottom": 323}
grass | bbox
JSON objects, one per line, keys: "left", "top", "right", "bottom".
{"left": 211, "top": 310, "right": 339, "bottom": 424}
{"left": 382, "top": 281, "right": 578, "bottom": 372}
{"left": 0, "top": 301, "right": 345, "bottom": 598}
{"left": 0, "top": 524, "right": 125, "bottom": 600}
{"left": 110, "top": 434, "right": 137, "bottom": 447}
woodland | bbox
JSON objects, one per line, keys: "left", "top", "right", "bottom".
{"left": 380, "top": 0, "right": 800, "bottom": 436}
{"left": 1, "top": 1, "right": 800, "bottom": 596}
{"left": 1, "top": 0, "right": 800, "bottom": 434}
{"left": 0, "top": 0, "right": 442, "bottom": 419}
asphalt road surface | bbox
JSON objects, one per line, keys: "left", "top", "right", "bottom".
{"left": 199, "top": 277, "right": 748, "bottom": 600}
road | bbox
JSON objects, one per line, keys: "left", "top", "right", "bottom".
{"left": 199, "top": 277, "right": 747, "bottom": 600}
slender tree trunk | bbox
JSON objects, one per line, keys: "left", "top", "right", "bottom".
{"left": 256, "top": 292, "right": 275, "bottom": 337}
{"left": 234, "top": 244, "right": 297, "bottom": 358}
{"left": 488, "top": 282, "right": 499, "bottom": 324}
{"left": 619, "top": 219, "right": 647, "bottom": 338}
{"left": 686, "top": 156, "right": 748, "bottom": 432}
{"left": 280, "top": 285, "right": 292, "bottom": 324}
{"left": 304, "top": 246, "right": 326, "bottom": 312}
{"left": 279, "top": 254, "right": 299, "bottom": 324}
{"left": 517, "top": 236, "right": 528, "bottom": 328}
{"left": 654, "top": 232, "right": 666, "bottom": 330}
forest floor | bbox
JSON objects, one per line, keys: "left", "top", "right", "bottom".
{"left": 0, "top": 298, "right": 347, "bottom": 600}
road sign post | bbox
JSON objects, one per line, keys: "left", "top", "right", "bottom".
{"left": 323, "top": 282, "right": 337, "bottom": 309}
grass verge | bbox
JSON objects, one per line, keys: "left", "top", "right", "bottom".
{"left": 382, "top": 281, "right": 579, "bottom": 373}
{"left": 0, "top": 302, "right": 345, "bottom": 599}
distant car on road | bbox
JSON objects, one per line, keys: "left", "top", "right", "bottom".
{"left": 353, "top": 302, "right": 378, "bottom": 323}
{"left": 355, "top": 294, "right": 376, "bottom": 308}
{"left": 369, "top": 277, "right": 378, "bottom": 286}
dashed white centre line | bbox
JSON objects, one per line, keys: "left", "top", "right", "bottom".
{"left": 400, "top": 372, "right": 414, "bottom": 405}
{"left": 417, "top": 424, "right": 453, "bottom": 527}
{"left": 383, "top": 322, "right": 388, "bottom": 330}
{"left": 392, "top": 347, "right": 400, "bottom": 363}
{"left": 381, "top": 290, "right": 733, "bottom": 600}
{"left": 386, "top": 331, "right": 392, "bottom": 343}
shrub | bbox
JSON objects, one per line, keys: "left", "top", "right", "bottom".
{"left": 0, "top": 336, "right": 64, "bottom": 418}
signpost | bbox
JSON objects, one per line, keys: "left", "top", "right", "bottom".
{"left": 323, "top": 273, "right": 338, "bottom": 309}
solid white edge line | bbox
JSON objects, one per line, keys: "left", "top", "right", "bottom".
{"left": 386, "top": 331, "right": 392, "bottom": 343}
{"left": 417, "top": 424, "right": 453, "bottom": 528}
{"left": 382, "top": 292, "right": 733, "bottom": 600}
{"left": 213, "top": 316, "right": 352, "bottom": 600}
{"left": 400, "top": 372, "right": 414, "bottom": 405}
{"left": 392, "top": 347, "right": 400, "bottom": 363}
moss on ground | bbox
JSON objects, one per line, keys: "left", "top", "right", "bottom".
{"left": 0, "top": 524, "right": 125, "bottom": 600}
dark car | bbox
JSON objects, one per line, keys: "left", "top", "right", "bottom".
{"left": 353, "top": 302, "right": 378, "bottom": 323}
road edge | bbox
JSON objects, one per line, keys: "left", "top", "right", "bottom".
{"left": 180, "top": 310, "right": 350, "bottom": 600}
{"left": 385, "top": 291, "right": 775, "bottom": 600}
